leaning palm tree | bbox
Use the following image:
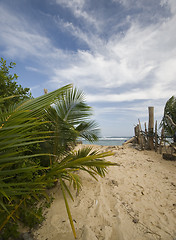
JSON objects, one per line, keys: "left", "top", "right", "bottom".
{"left": 0, "top": 85, "right": 116, "bottom": 239}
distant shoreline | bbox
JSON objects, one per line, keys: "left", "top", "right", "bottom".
{"left": 81, "top": 137, "right": 132, "bottom": 146}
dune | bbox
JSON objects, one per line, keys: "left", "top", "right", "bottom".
{"left": 33, "top": 144, "right": 176, "bottom": 240}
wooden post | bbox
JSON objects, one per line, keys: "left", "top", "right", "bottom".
{"left": 138, "top": 119, "right": 144, "bottom": 149}
{"left": 144, "top": 122, "right": 147, "bottom": 135}
{"left": 148, "top": 106, "right": 154, "bottom": 150}
{"left": 134, "top": 125, "right": 138, "bottom": 137}
{"left": 135, "top": 124, "right": 140, "bottom": 144}
{"left": 155, "top": 120, "right": 158, "bottom": 152}
{"left": 144, "top": 122, "right": 148, "bottom": 149}
{"left": 44, "top": 88, "right": 48, "bottom": 94}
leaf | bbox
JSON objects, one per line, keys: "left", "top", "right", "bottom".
{"left": 60, "top": 179, "right": 77, "bottom": 239}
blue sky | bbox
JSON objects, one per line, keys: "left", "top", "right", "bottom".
{"left": 0, "top": 0, "right": 176, "bottom": 137}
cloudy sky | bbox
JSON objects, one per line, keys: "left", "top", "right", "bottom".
{"left": 0, "top": 0, "right": 176, "bottom": 137}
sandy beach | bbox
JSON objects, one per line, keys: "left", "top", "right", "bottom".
{"left": 33, "top": 144, "right": 176, "bottom": 240}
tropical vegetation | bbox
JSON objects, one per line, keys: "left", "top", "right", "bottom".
{"left": 160, "top": 96, "right": 176, "bottom": 140}
{"left": 0, "top": 59, "right": 116, "bottom": 239}
{"left": 0, "top": 58, "right": 31, "bottom": 111}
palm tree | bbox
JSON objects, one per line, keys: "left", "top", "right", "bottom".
{"left": 160, "top": 96, "right": 176, "bottom": 139}
{"left": 0, "top": 85, "right": 116, "bottom": 239}
{"left": 44, "top": 87, "right": 99, "bottom": 158}
{"left": 0, "top": 85, "right": 72, "bottom": 234}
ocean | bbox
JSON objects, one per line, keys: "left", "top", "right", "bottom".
{"left": 81, "top": 137, "right": 132, "bottom": 146}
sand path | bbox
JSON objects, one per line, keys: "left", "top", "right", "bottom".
{"left": 33, "top": 144, "right": 176, "bottom": 240}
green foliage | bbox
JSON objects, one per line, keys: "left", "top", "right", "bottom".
{"left": 0, "top": 58, "right": 32, "bottom": 111}
{"left": 0, "top": 221, "right": 20, "bottom": 240}
{"left": 19, "top": 200, "right": 45, "bottom": 228}
{"left": 45, "top": 87, "right": 99, "bottom": 158}
{"left": 0, "top": 196, "right": 53, "bottom": 239}
{"left": 0, "top": 85, "right": 72, "bottom": 237}
{"left": 0, "top": 79, "right": 116, "bottom": 239}
{"left": 160, "top": 96, "right": 176, "bottom": 137}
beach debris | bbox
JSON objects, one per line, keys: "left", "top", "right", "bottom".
{"left": 132, "top": 218, "right": 139, "bottom": 224}
{"left": 111, "top": 180, "right": 119, "bottom": 187}
{"left": 171, "top": 182, "right": 176, "bottom": 187}
{"left": 146, "top": 158, "right": 154, "bottom": 162}
{"left": 123, "top": 136, "right": 136, "bottom": 145}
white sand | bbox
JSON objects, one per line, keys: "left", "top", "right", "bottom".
{"left": 33, "top": 144, "right": 176, "bottom": 240}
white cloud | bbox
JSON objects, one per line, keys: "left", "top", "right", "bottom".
{"left": 55, "top": 0, "right": 85, "bottom": 10}
{"left": 50, "top": 11, "right": 176, "bottom": 103}
{"left": 25, "top": 66, "right": 42, "bottom": 73}
{"left": 54, "top": 17, "right": 101, "bottom": 49}
{"left": 94, "top": 101, "right": 165, "bottom": 120}
{"left": 0, "top": 5, "right": 66, "bottom": 62}
{"left": 55, "top": 0, "right": 100, "bottom": 30}
{"left": 167, "top": 0, "right": 176, "bottom": 14}
{"left": 86, "top": 84, "right": 175, "bottom": 103}
{"left": 155, "top": 58, "right": 176, "bottom": 85}
{"left": 1, "top": 1, "right": 175, "bottom": 109}
{"left": 1, "top": 0, "right": 175, "bottom": 136}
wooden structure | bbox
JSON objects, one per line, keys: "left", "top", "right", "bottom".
{"left": 131, "top": 106, "right": 176, "bottom": 160}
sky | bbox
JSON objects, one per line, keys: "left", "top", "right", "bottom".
{"left": 0, "top": 0, "right": 176, "bottom": 137}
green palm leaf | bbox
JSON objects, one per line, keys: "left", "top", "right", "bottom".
{"left": 45, "top": 87, "right": 100, "bottom": 159}
{"left": 0, "top": 85, "right": 72, "bottom": 230}
{"left": 0, "top": 84, "right": 117, "bottom": 239}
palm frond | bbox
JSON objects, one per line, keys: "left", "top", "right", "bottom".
{"left": 60, "top": 179, "right": 77, "bottom": 239}
{"left": 0, "top": 85, "right": 117, "bottom": 239}
{"left": 0, "top": 85, "right": 72, "bottom": 230}
{"left": 76, "top": 120, "right": 99, "bottom": 142}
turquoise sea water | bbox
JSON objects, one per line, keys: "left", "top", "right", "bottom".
{"left": 82, "top": 137, "right": 132, "bottom": 146}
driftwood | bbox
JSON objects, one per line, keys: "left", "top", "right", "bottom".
{"left": 123, "top": 136, "right": 136, "bottom": 145}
